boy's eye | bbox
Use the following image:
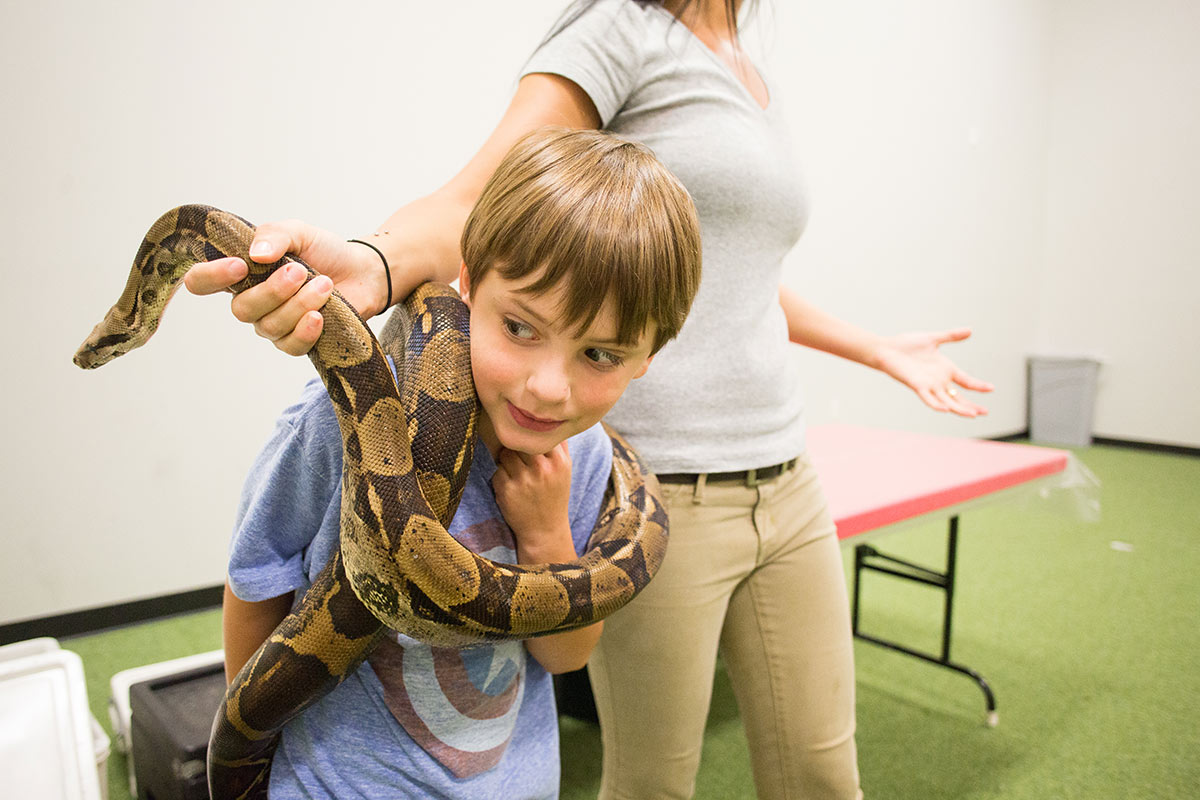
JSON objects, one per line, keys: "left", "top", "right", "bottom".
{"left": 504, "top": 318, "right": 535, "bottom": 339}
{"left": 585, "top": 348, "right": 624, "bottom": 368}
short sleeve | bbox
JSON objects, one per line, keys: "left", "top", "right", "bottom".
{"left": 566, "top": 423, "right": 615, "bottom": 556}
{"left": 227, "top": 379, "right": 343, "bottom": 602}
{"left": 522, "top": 0, "right": 650, "bottom": 126}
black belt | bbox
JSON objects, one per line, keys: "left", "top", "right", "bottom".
{"left": 657, "top": 458, "right": 797, "bottom": 488}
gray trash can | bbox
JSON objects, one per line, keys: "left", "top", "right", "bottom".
{"left": 1027, "top": 357, "right": 1100, "bottom": 446}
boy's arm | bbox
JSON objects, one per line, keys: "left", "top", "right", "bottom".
{"left": 222, "top": 582, "right": 295, "bottom": 684}
{"left": 492, "top": 443, "right": 603, "bottom": 674}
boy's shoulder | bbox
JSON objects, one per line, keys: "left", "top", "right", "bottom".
{"left": 279, "top": 377, "right": 343, "bottom": 463}
{"left": 566, "top": 422, "right": 614, "bottom": 499}
{"left": 568, "top": 422, "right": 613, "bottom": 466}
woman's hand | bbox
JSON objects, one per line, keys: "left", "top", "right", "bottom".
{"left": 876, "top": 328, "right": 994, "bottom": 417}
{"left": 183, "top": 219, "right": 389, "bottom": 356}
{"left": 778, "top": 286, "right": 994, "bottom": 418}
{"left": 183, "top": 73, "right": 599, "bottom": 357}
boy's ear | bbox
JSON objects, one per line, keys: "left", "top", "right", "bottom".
{"left": 632, "top": 354, "right": 655, "bottom": 380}
{"left": 457, "top": 261, "right": 471, "bottom": 305}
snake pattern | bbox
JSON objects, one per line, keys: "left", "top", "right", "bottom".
{"left": 73, "top": 205, "right": 669, "bottom": 799}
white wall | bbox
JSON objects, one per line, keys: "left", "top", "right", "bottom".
{"left": 759, "top": 0, "right": 1051, "bottom": 438}
{"left": 0, "top": 0, "right": 566, "bottom": 625}
{"left": 1038, "top": 0, "right": 1200, "bottom": 447}
{"left": 1, "top": 0, "right": 1194, "bottom": 625}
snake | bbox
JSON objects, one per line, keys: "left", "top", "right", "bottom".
{"left": 73, "top": 204, "right": 669, "bottom": 799}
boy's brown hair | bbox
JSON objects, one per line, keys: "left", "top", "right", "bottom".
{"left": 461, "top": 127, "right": 701, "bottom": 354}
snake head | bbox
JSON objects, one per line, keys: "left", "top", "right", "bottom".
{"left": 72, "top": 332, "right": 134, "bottom": 369}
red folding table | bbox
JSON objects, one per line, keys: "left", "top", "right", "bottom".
{"left": 806, "top": 424, "right": 1072, "bottom": 726}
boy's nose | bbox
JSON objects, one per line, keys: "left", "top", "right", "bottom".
{"left": 526, "top": 361, "right": 571, "bottom": 406}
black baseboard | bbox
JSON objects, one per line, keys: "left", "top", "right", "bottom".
{"left": 0, "top": 585, "right": 223, "bottom": 646}
{"left": 998, "top": 428, "right": 1200, "bottom": 458}
{"left": 1090, "top": 436, "right": 1200, "bottom": 458}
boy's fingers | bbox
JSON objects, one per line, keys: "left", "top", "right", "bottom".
{"left": 498, "top": 448, "right": 538, "bottom": 472}
{"left": 183, "top": 257, "right": 248, "bottom": 296}
{"left": 513, "top": 450, "right": 539, "bottom": 467}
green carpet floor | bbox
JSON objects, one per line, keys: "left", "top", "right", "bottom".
{"left": 63, "top": 443, "right": 1200, "bottom": 799}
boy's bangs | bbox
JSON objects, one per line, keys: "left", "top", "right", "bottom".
{"left": 463, "top": 128, "right": 701, "bottom": 353}
{"left": 496, "top": 196, "right": 656, "bottom": 349}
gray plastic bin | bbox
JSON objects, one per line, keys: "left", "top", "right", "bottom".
{"left": 1027, "top": 357, "right": 1100, "bottom": 446}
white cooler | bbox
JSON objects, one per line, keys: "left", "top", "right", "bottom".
{"left": 0, "top": 637, "right": 110, "bottom": 800}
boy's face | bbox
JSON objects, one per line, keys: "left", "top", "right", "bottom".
{"left": 459, "top": 262, "right": 656, "bottom": 456}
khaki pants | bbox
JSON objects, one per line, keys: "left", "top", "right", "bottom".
{"left": 588, "top": 455, "right": 862, "bottom": 799}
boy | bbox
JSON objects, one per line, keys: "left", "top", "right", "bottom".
{"left": 222, "top": 127, "right": 701, "bottom": 798}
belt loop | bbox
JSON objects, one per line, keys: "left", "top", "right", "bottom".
{"left": 692, "top": 473, "right": 707, "bottom": 505}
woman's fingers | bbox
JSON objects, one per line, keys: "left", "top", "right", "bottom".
{"left": 918, "top": 381, "right": 989, "bottom": 417}
{"left": 183, "top": 257, "right": 248, "bottom": 296}
{"left": 934, "top": 383, "right": 988, "bottom": 417}
{"left": 227, "top": 263, "right": 302, "bottom": 324}
{"left": 247, "top": 220, "right": 316, "bottom": 264}
{"left": 234, "top": 265, "right": 333, "bottom": 339}
{"left": 180, "top": 218, "right": 342, "bottom": 356}
{"left": 266, "top": 310, "right": 326, "bottom": 356}
{"left": 918, "top": 385, "right": 949, "bottom": 412}
{"left": 952, "top": 369, "right": 995, "bottom": 393}
{"left": 935, "top": 327, "right": 973, "bottom": 344}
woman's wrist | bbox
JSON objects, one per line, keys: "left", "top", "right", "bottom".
{"left": 347, "top": 236, "right": 393, "bottom": 316}
{"left": 873, "top": 335, "right": 910, "bottom": 378}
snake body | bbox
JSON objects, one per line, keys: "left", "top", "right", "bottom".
{"left": 74, "top": 204, "right": 669, "bottom": 799}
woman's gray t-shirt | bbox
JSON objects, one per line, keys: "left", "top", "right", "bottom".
{"left": 524, "top": 0, "right": 810, "bottom": 473}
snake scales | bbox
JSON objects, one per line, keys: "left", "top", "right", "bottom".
{"left": 73, "top": 204, "right": 669, "bottom": 799}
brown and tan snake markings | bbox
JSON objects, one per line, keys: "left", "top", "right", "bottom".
{"left": 74, "top": 205, "right": 668, "bottom": 799}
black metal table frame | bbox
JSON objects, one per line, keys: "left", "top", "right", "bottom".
{"left": 850, "top": 515, "right": 999, "bottom": 726}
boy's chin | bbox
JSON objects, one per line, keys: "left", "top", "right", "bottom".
{"left": 493, "top": 418, "right": 581, "bottom": 455}
{"left": 495, "top": 432, "right": 563, "bottom": 456}
{"left": 481, "top": 405, "right": 597, "bottom": 455}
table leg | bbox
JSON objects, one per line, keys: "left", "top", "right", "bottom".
{"left": 851, "top": 516, "right": 999, "bottom": 726}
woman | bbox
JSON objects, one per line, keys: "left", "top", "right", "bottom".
{"left": 187, "top": 2, "right": 991, "bottom": 797}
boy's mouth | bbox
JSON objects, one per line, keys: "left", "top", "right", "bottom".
{"left": 506, "top": 402, "right": 564, "bottom": 433}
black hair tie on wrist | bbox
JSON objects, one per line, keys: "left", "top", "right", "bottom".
{"left": 347, "top": 238, "right": 392, "bottom": 311}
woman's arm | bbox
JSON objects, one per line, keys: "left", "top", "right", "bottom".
{"left": 778, "top": 284, "right": 993, "bottom": 417}
{"left": 221, "top": 583, "right": 295, "bottom": 684}
{"left": 184, "top": 73, "right": 601, "bottom": 356}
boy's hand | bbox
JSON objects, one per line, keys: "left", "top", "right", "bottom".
{"left": 493, "top": 442, "right": 603, "bottom": 673}
{"left": 492, "top": 442, "right": 574, "bottom": 562}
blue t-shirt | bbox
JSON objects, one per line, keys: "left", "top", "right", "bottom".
{"left": 228, "top": 374, "right": 612, "bottom": 799}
